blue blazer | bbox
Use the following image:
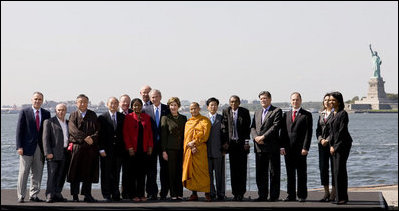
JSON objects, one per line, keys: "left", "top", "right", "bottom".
{"left": 16, "top": 107, "right": 51, "bottom": 156}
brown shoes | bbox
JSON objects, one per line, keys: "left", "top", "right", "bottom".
{"left": 188, "top": 194, "right": 198, "bottom": 201}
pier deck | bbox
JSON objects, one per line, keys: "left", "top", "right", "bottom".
{"left": 1, "top": 189, "right": 387, "bottom": 210}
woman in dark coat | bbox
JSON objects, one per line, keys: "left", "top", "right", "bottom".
{"left": 329, "top": 91, "right": 353, "bottom": 205}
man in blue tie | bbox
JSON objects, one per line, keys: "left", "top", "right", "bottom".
{"left": 142, "top": 89, "right": 170, "bottom": 200}
{"left": 16, "top": 92, "right": 51, "bottom": 203}
{"left": 250, "top": 91, "right": 283, "bottom": 202}
{"left": 206, "top": 97, "right": 227, "bottom": 201}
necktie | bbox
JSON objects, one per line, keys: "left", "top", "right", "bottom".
{"left": 35, "top": 110, "right": 40, "bottom": 131}
{"left": 155, "top": 107, "right": 160, "bottom": 127}
{"left": 262, "top": 108, "right": 268, "bottom": 124}
{"left": 211, "top": 115, "right": 215, "bottom": 125}
{"left": 232, "top": 111, "right": 237, "bottom": 140}
{"left": 112, "top": 114, "right": 117, "bottom": 130}
{"left": 292, "top": 110, "right": 297, "bottom": 122}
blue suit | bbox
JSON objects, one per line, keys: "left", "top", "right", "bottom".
{"left": 16, "top": 107, "right": 51, "bottom": 156}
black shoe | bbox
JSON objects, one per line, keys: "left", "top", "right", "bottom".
{"left": 269, "top": 198, "right": 279, "bottom": 202}
{"left": 29, "top": 196, "right": 44, "bottom": 202}
{"left": 73, "top": 194, "right": 79, "bottom": 202}
{"left": 46, "top": 198, "right": 54, "bottom": 203}
{"left": 298, "top": 198, "right": 306, "bottom": 202}
{"left": 112, "top": 197, "right": 121, "bottom": 201}
{"left": 84, "top": 195, "right": 97, "bottom": 202}
{"left": 148, "top": 195, "right": 158, "bottom": 200}
{"left": 160, "top": 196, "right": 167, "bottom": 200}
{"left": 104, "top": 197, "right": 112, "bottom": 202}
{"left": 217, "top": 196, "right": 225, "bottom": 201}
{"left": 232, "top": 196, "right": 238, "bottom": 201}
{"left": 254, "top": 197, "right": 267, "bottom": 202}
{"left": 17, "top": 198, "right": 24, "bottom": 203}
{"left": 337, "top": 200, "right": 348, "bottom": 205}
{"left": 237, "top": 195, "right": 243, "bottom": 201}
{"left": 283, "top": 196, "right": 296, "bottom": 202}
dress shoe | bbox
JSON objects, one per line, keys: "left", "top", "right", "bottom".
{"left": 269, "top": 198, "right": 279, "bottom": 202}
{"left": 132, "top": 197, "right": 140, "bottom": 202}
{"left": 72, "top": 194, "right": 79, "bottom": 202}
{"left": 83, "top": 195, "right": 97, "bottom": 202}
{"left": 148, "top": 195, "right": 157, "bottom": 200}
{"left": 188, "top": 194, "right": 198, "bottom": 201}
{"left": 17, "top": 198, "right": 24, "bottom": 203}
{"left": 337, "top": 200, "right": 348, "bottom": 205}
{"left": 237, "top": 195, "right": 243, "bottom": 201}
{"left": 283, "top": 196, "right": 296, "bottom": 202}
{"left": 254, "top": 197, "right": 267, "bottom": 202}
{"left": 205, "top": 193, "right": 212, "bottom": 202}
{"left": 104, "top": 197, "right": 112, "bottom": 202}
{"left": 29, "top": 196, "right": 44, "bottom": 202}
{"left": 56, "top": 197, "right": 67, "bottom": 202}
{"left": 140, "top": 197, "right": 147, "bottom": 202}
{"left": 160, "top": 196, "right": 167, "bottom": 200}
{"left": 232, "top": 196, "right": 238, "bottom": 201}
{"left": 298, "top": 198, "right": 306, "bottom": 202}
{"left": 216, "top": 196, "right": 225, "bottom": 201}
{"left": 46, "top": 198, "right": 54, "bottom": 203}
{"left": 112, "top": 197, "right": 121, "bottom": 201}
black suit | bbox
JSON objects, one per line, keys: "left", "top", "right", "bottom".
{"left": 221, "top": 107, "right": 251, "bottom": 198}
{"left": 142, "top": 104, "right": 170, "bottom": 198}
{"left": 250, "top": 105, "right": 282, "bottom": 200}
{"left": 98, "top": 111, "right": 125, "bottom": 200}
{"left": 329, "top": 110, "right": 352, "bottom": 202}
{"left": 280, "top": 108, "right": 312, "bottom": 200}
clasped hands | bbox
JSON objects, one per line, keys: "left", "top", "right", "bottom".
{"left": 187, "top": 140, "right": 198, "bottom": 154}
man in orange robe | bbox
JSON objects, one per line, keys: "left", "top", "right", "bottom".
{"left": 182, "top": 102, "right": 212, "bottom": 201}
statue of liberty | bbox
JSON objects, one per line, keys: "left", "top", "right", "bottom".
{"left": 369, "top": 44, "right": 382, "bottom": 78}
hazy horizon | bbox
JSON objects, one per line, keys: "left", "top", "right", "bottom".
{"left": 2, "top": 2, "right": 398, "bottom": 107}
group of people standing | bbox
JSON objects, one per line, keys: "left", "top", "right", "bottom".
{"left": 15, "top": 87, "right": 352, "bottom": 205}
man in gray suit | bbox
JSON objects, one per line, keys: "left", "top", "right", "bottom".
{"left": 43, "top": 103, "right": 69, "bottom": 203}
{"left": 250, "top": 91, "right": 282, "bottom": 202}
{"left": 206, "top": 97, "right": 227, "bottom": 201}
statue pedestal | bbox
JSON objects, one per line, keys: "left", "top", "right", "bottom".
{"left": 354, "top": 77, "right": 394, "bottom": 110}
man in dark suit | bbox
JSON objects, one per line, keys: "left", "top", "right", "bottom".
{"left": 250, "top": 91, "right": 282, "bottom": 202}
{"left": 206, "top": 97, "right": 227, "bottom": 201}
{"left": 280, "top": 92, "right": 312, "bottom": 202}
{"left": 142, "top": 89, "right": 170, "bottom": 200}
{"left": 140, "top": 85, "right": 152, "bottom": 109}
{"left": 16, "top": 91, "right": 51, "bottom": 203}
{"left": 221, "top": 95, "right": 251, "bottom": 201}
{"left": 118, "top": 94, "right": 133, "bottom": 199}
{"left": 43, "top": 103, "right": 69, "bottom": 203}
{"left": 98, "top": 97, "right": 126, "bottom": 202}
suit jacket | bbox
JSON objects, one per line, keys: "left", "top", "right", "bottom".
{"left": 221, "top": 107, "right": 251, "bottom": 143}
{"left": 142, "top": 103, "right": 170, "bottom": 144}
{"left": 207, "top": 114, "right": 225, "bottom": 158}
{"left": 98, "top": 111, "right": 125, "bottom": 155}
{"left": 280, "top": 108, "right": 312, "bottom": 153}
{"left": 250, "top": 105, "right": 282, "bottom": 153}
{"left": 329, "top": 110, "right": 353, "bottom": 153}
{"left": 42, "top": 116, "right": 69, "bottom": 160}
{"left": 315, "top": 111, "right": 333, "bottom": 143}
{"left": 16, "top": 107, "right": 51, "bottom": 156}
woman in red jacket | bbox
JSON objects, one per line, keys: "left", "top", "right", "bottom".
{"left": 123, "top": 98, "right": 153, "bottom": 202}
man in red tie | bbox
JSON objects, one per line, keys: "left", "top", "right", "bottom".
{"left": 16, "top": 92, "right": 51, "bottom": 203}
{"left": 280, "top": 92, "right": 312, "bottom": 203}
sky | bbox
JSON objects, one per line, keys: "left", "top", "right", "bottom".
{"left": 1, "top": 1, "right": 398, "bottom": 106}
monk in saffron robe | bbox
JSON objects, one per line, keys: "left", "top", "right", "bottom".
{"left": 182, "top": 102, "right": 212, "bottom": 201}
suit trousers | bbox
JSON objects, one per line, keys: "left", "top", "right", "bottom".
{"left": 333, "top": 144, "right": 351, "bottom": 202}
{"left": 255, "top": 151, "right": 280, "bottom": 200}
{"left": 228, "top": 141, "right": 247, "bottom": 197}
{"left": 208, "top": 156, "right": 226, "bottom": 198}
{"left": 318, "top": 143, "right": 335, "bottom": 186}
{"left": 45, "top": 149, "right": 70, "bottom": 199}
{"left": 70, "top": 181, "right": 92, "bottom": 196}
{"left": 284, "top": 151, "right": 308, "bottom": 199}
{"left": 146, "top": 141, "right": 169, "bottom": 198}
{"left": 167, "top": 149, "right": 183, "bottom": 197}
{"left": 121, "top": 150, "right": 131, "bottom": 198}
{"left": 100, "top": 150, "right": 123, "bottom": 199}
{"left": 17, "top": 144, "right": 44, "bottom": 200}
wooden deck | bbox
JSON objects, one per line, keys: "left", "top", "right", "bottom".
{"left": 1, "top": 189, "right": 387, "bottom": 210}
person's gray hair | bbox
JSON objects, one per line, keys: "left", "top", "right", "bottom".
{"left": 149, "top": 89, "right": 162, "bottom": 98}
{"left": 56, "top": 103, "right": 67, "bottom": 110}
